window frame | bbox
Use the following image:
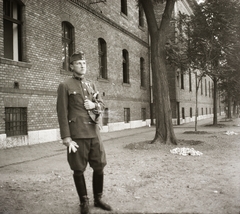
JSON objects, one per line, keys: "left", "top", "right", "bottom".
{"left": 181, "top": 72, "right": 184, "bottom": 89}
{"left": 189, "top": 70, "right": 192, "bottom": 91}
{"left": 139, "top": 4, "right": 144, "bottom": 27}
{"left": 121, "top": 0, "right": 128, "bottom": 16}
{"left": 140, "top": 57, "right": 145, "bottom": 88}
{"left": 3, "top": 0, "right": 24, "bottom": 61}
{"left": 98, "top": 38, "right": 108, "bottom": 79}
{"left": 62, "top": 21, "right": 75, "bottom": 71}
{"left": 122, "top": 49, "right": 129, "bottom": 84}
{"left": 124, "top": 108, "right": 130, "bottom": 123}
{"left": 141, "top": 108, "right": 146, "bottom": 121}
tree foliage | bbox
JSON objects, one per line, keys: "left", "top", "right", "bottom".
{"left": 176, "top": 0, "right": 240, "bottom": 121}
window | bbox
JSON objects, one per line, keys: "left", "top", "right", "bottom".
{"left": 140, "top": 57, "right": 145, "bottom": 87}
{"left": 124, "top": 108, "right": 130, "bottom": 123}
{"left": 205, "top": 79, "right": 207, "bottom": 96}
{"left": 189, "top": 70, "right": 192, "bottom": 91}
{"left": 5, "top": 107, "right": 27, "bottom": 137}
{"left": 98, "top": 38, "right": 107, "bottom": 79}
{"left": 212, "top": 83, "right": 214, "bottom": 97}
{"left": 182, "top": 107, "right": 185, "bottom": 119}
{"left": 3, "top": 0, "right": 23, "bottom": 61}
{"left": 201, "top": 79, "right": 203, "bottom": 95}
{"left": 209, "top": 81, "right": 211, "bottom": 97}
{"left": 181, "top": 72, "right": 184, "bottom": 89}
{"left": 121, "top": 0, "right": 127, "bottom": 16}
{"left": 190, "top": 107, "right": 192, "bottom": 118}
{"left": 139, "top": 4, "right": 144, "bottom": 27}
{"left": 62, "top": 21, "right": 74, "bottom": 71}
{"left": 102, "top": 108, "right": 109, "bottom": 126}
{"left": 141, "top": 108, "right": 146, "bottom": 121}
{"left": 201, "top": 108, "right": 203, "bottom": 115}
{"left": 206, "top": 108, "right": 208, "bottom": 115}
{"left": 122, "top": 49, "right": 129, "bottom": 84}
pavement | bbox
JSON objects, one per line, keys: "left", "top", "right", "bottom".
{"left": 0, "top": 116, "right": 228, "bottom": 169}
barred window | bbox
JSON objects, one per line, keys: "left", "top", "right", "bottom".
{"left": 124, "top": 108, "right": 130, "bottom": 123}
{"left": 5, "top": 107, "right": 27, "bottom": 137}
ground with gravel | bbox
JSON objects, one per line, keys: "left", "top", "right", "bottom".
{"left": 0, "top": 118, "right": 240, "bottom": 214}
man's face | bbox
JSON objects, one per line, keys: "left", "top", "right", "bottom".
{"left": 71, "top": 60, "right": 87, "bottom": 76}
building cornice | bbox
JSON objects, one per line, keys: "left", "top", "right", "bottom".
{"left": 67, "top": 0, "right": 149, "bottom": 48}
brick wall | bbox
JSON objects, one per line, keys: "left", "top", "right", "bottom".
{"left": 0, "top": 0, "right": 150, "bottom": 145}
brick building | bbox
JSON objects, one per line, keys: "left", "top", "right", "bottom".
{"left": 0, "top": 0, "right": 151, "bottom": 148}
{"left": 0, "top": 0, "right": 221, "bottom": 149}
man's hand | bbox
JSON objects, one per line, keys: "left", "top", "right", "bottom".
{"left": 84, "top": 99, "right": 95, "bottom": 110}
{"left": 68, "top": 142, "right": 79, "bottom": 153}
{"left": 62, "top": 137, "right": 79, "bottom": 153}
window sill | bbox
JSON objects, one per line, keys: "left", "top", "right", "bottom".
{"left": 122, "top": 83, "right": 131, "bottom": 87}
{"left": 120, "top": 12, "right": 128, "bottom": 19}
{"left": 0, "top": 57, "right": 32, "bottom": 68}
{"left": 97, "top": 77, "right": 109, "bottom": 83}
{"left": 138, "top": 25, "right": 145, "bottom": 31}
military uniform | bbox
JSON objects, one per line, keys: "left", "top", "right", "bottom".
{"left": 57, "top": 76, "right": 106, "bottom": 171}
{"left": 56, "top": 51, "right": 112, "bottom": 214}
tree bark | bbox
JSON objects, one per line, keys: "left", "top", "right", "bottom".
{"left": 141, "top": 0, "right": 177, "bottom": 144}
{"left": 227, "top": 94, "right": 232, "bottom": 119}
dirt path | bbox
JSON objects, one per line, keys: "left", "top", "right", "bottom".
{"left": 0, "top": 119, "right": 240, "bottom": 214}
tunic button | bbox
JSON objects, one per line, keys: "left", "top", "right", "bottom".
{"left": 84, "top": 89, "right": 86, "bottom": 91}
{"left": 85, "top": 96, "right": 88, "bottom": 98}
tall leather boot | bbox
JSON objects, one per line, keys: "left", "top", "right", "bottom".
{"left": 73, "top": 173, "right": 90, "bottom": 214}
{"left": 92, "top": 171, "right": 112, "bottom": 211}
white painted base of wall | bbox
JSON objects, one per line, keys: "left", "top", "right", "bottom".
{"left": 0, "top": 119, "right": 151, "bottom": 149}
{"left": 0, "top": 113, "right": 225, "bottom": 149}
{"left": 0, "top": 129, "right": 61, "bottom": 149}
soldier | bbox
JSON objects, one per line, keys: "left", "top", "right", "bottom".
{"left": 56, "top": 51, "right": 112, "bottom": 214}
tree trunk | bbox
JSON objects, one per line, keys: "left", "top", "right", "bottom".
{"left": 195, "top": 74, "right": 198, "bottom": 132}
{"left": 213, "top": 77, "right": 218, "bottom": 125}
{"left": 227, "top": 94, "right": 232, "bottom": 119}
{"left": 233, "top": 101, "right": 236, "bottom": 117}
{"left": 150, "top": 35, "right": 177, "bottom": 144}
{"left": 140, "top": 0, "right": 177, "bottom": 145}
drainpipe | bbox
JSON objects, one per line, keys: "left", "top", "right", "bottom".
{"left": 148, "top": 32, "right": 154, "bottom": 125}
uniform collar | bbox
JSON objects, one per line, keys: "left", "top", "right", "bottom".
{"left": 72, "top": 74, "right": 85, "bottom": 81}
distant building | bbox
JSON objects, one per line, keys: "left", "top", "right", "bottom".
{"left": 167, "top": 0, "right": 223, "bottom": 125}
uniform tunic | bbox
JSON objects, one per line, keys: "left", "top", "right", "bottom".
{"left": 56, "top": 76, "right": 106, "bottom": 171}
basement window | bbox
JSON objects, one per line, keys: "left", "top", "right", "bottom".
{"left": 5, "top": 107, "right": 27, "bottom": 136}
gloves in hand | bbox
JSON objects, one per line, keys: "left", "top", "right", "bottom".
{"left": 62, "top": 137, "right": 79, "bottom": 153}
{"left": 68, "top": 142, "right": 79, "bottom": 153}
